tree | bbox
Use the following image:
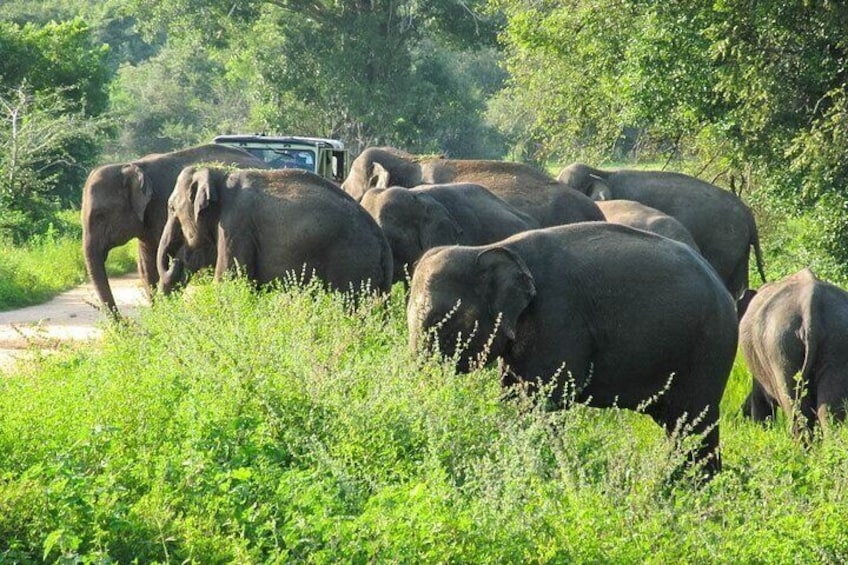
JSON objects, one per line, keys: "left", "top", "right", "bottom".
{"left": 108, "top": 40, "right": 254, "bottom": 157}
{"left": 124, "top": 0, "right": 504, "bottom": 155}
{"left": 0, "top": 18, "right": 111, "bottom": 116}
{"left": 0, "top": 18, "right": 111, "bottom": 238}
{"left": 0, "top": 85, "right": 109, "bottom": 242}
{"left": 494, "top": 0, "right": 848, "bottom": 274}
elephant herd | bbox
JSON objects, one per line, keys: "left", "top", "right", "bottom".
{"left": 81, "top": 143, "right": 848, "bottom": 477}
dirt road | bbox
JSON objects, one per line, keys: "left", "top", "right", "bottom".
{"left": 0, "top": 274, "right": 149, "bottom": 372}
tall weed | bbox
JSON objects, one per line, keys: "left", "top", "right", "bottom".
{"left": 0, "top": 278, "right": 847, "bottom": 562}
{"left": 0, "top": 228, "right": 136, "bottom": 310}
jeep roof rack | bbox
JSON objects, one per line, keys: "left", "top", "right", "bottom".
{"left": 213, "top": 133, "right": 345, "bottom": 150}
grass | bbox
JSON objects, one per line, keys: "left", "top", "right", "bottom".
{"left": 0, "top": 214, "right": 137, "bottom": 311}
{"left": 1, "top": 277, "right": 847, "bottom": 562}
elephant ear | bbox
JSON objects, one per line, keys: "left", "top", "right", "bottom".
{"left": 475, "top": 247, "right": 536, "bottom": 341}
{"left": 359, "top": 187, "right": 387, "bottom": 211}
{"left": 588, "top": 174, "right": 613, "bottom": 201}
{"left": 369, "top": 162, "right": 391, "bottom": 189}
{"left": 123, "top": 163, "right": 151, "bottom": 222}
{"left": 417, "top": 194, "right": 463, "bottom": 249}
{"left": 192, "top": 168, "right": 218, "bottom": 222}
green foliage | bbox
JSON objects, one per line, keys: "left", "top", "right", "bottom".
{"left": 116, "top": 0, "right": 505, "bottom": 156}
{"left": 109, "top": 40, "right": 251, "bottom": 156}
{"left": 0, "top": 85, "right": 111, "bottom": 241}
{"left": 0, "top": 212, "right": 136, "bottom": 310}
{"left": 2, "top": 0, "right": 162, "bottom": 73}
{"left": 1, "top": 279, "right": 848, "bottom": 561}
{"left": 0, "top": 18, "right": 112, "bottom": 239}
{"left": 488, "top": 0, "right": 637, "bottom": 163}
{"left": 494, "top": 0, "right": 848, "bottom": 276}
{"left": 0, "top": 18, "right": 111, "bottom": 116}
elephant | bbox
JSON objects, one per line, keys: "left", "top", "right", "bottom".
{"left": 81, "top": 144, "right": 267, "bottom": 313}
{"left": 407, "top": 222, "right": 738, "bottom": 475}
{"left": 157, "top": 166, "right": 393, "bottom": 295}
{"left": 359, "top": 183, "right": 539, "bottom": 282}
{"left": 342, "top": 147, "right": 605, "bottom": 227}
{"left": 596, "top": 200, "right": 700, "bottom": 253}
{"left": 557, "top": 163, "right": 766, "bottom": 298}
{"left": 739, "top": 268, "right": 848, "bottom": 435}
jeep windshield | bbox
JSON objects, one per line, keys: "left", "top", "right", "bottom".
{"left": 249, "top": 147, "right": 316, "bottom": 171}
{"left": 213, "top": 135, "right": 349, "bottom": 180}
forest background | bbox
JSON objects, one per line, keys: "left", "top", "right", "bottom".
{"left": 2, "top": 0, "right": 848, "bottom": 284}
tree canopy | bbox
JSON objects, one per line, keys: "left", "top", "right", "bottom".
{"left": 119, "top": 0, "right": 504, "bottom": 156}
{"left": 493, "top": 0, "right": 848, "bottom": 271}
{"left": 0, "top": 17, "right": 111, "bottom": 241}
{"left": 4, "top": 0, "right": 848, "bottom": 273}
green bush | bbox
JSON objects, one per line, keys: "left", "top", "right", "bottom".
{"left": 1, "top": 278, "right": 847, "bottom": 562}
{"left": 0, "top": 220, "right": 136, "bottom": 310}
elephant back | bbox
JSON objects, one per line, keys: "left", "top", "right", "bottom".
{"left": 233, "top": 168, "right": 394, "bottom": 293}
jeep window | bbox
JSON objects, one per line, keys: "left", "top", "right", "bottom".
{"left": 242, "top": 147, "right": 316, "bottom": 171}
{"left": 268, "top": 149, "right": 315, "bottom": 170}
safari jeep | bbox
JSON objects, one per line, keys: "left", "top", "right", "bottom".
{"left": 213, "top": 134, "right": 350, "bottom": 183}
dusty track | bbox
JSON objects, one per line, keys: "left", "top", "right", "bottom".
{"left": 0, "top": 274, "right": 149, "bottom": 372}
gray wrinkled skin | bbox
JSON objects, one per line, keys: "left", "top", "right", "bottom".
{"left": 158, "top": 167, "right": 393, "bottom": 295}
{"left": 408, "top": 222, "right": 738, "bottom": 476}
{"left": 558, "top": 163, "right": 765, "bottom": 299}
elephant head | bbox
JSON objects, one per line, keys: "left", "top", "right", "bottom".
{"left": 361, "top": 187, "right": 463, "bottom": 282}
{"left": 168, "top": 166, "right": 224, "bottom": 250}
{"left": 556, "top": 163, "right": 613, "bottom": 200}
{"left": 408, "top": 245, "right": 536, "bottom": 373}
{"left": 156, "top": 166, "right": 229, "bottom": 294}
{"left": 81, "top": 162, "right": 154, "bottom": 313}
{"left": 342, "top": 147, "right": 425, "bottom": 200}
{"left": 586, "top": 174, "right": 613, "bottom": 200}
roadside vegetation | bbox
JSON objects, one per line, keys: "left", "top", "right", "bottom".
{"left": 0, "top": 212, "right": 136, "bottom": 311}
{"left": 1, "top": 279, "right": 847, "bottom": 562}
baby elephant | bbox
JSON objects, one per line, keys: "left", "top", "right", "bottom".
{"left": 360, "top": 183, "right": 538, "bottom": 282}
{"left": 740, "top": 268, "right": 848, "bottom": 434}
{"left": 596, "top": 199, "right": 700, "bottom": 253}
{"left": 408, "top": 223, "right": 738, "bottom": 475}
{"left": 158, "top": 167, "right": 393, "bottom": 295}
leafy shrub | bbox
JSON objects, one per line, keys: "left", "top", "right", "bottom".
{"left": 1, "top": 278, "right": 847, "bottom": 562}
{"left": 0, "top": 214, "right": 136, "bottom": 310}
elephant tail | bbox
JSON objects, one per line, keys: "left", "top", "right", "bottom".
{"left": 793, "top": 316, "right": 819, "bottom": 433}
{"left": 750, "top": 218, "right": 767, "bottom": 284}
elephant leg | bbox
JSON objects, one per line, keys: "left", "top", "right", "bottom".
{"left": 690, "top": 417, "right": 721, "bottom": 477}
{"left": 215, "top": 232, "right": 257, "bottom": 282}
{"left": 137, "top": 240, "right": 159, "bottom": 298}
{"left": 815, "top": 372, "right": 848, "bottom": 432}
{"left": 499, "top": 332, "right": 592, "bottom": 412}
{"left": 647, "top": 362, "right": 726, "bottom": 478}
{"left": 725, "top": 249, "right": 751, "bottom": 300}
{"left": 791, "top": 390, "right": 818, "bottom": 443}
{"left": 651, "top": 399, "right": 722, "bottom": 478}
{"left": 745, "top": 379, "right": 778, "bottom": 422}
{"left": 511, "top": 331, "right": 593, "bottom": 410}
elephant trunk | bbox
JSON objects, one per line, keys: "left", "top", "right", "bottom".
{"left": 157, "top": 215, "right": 185, "bottom": 295}
{"left": 83, "top": 236, "right": 118, "bottom": 315}
{"left": 159, "top": 259, "right": 185, "bottom": 296}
